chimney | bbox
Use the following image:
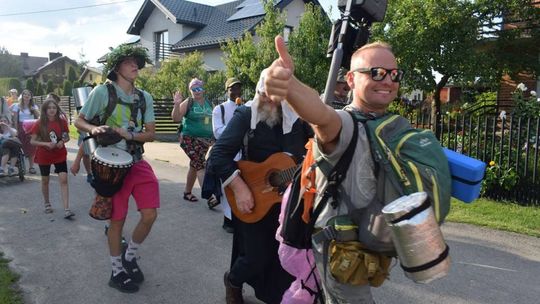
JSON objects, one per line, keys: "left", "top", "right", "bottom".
{"left": 49, "top": 52, "right": 62, "bottom": 61}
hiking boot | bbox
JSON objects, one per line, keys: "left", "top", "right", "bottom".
{"left": 108, "top": 271, "right": 139, "bottom": 293}
{"left": 224, "top": 271, "right": 243, "bottom": 304}
{"left": 122, "top": 251, "right": 144, "bottom": 284}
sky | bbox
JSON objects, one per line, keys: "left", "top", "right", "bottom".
{"left": 0, "top": 0, "right": 337, "bottom": 68}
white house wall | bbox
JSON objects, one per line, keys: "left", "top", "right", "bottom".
{"left": 283, "top": 0, "right": 306, "bottom": 28}
{"left": 201, "top": 48, "right": 226, "bottom": 71}
{"left": 138, "top": 6, "right": 196, "bottom": 61}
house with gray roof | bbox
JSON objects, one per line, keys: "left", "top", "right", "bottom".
{"left": 127, "top": 0, "right": 319, "bottom": 71}
{"left": 11, "top": 53, "right": 49, "bottom": 78}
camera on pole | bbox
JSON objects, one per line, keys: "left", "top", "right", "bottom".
{"left": 322, "top": 0, "right": 388, "bottom": 105}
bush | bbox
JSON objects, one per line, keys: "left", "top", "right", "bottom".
{"left": 63, "top": 80, "right": 73, "bottom": 96}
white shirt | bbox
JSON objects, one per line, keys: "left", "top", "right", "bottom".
{"left": 211, "top": 98, "right": 241, "bottom": 219}
{"left": 212, "top": 99, "right": 238, "bottom": 139}
{"left": 10, "top": 103, "right": 38, "bottom": 122}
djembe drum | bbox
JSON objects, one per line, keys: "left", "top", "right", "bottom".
{"left": 89, "top": 147, "right": 133, "bottom": 220}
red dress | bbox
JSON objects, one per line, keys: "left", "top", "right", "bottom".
{"left": 30, "top": 119, "right": 69, "bottom": 165}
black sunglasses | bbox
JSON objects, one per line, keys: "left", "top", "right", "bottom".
{"left": 353, "top": 67, "right": 405, "bottom": 82}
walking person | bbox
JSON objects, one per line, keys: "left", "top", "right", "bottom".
{"left": 75, "top": 44, "right": 159, "bottom": 293}
{"left": 209, "top": 70, "right": 313, "bottom": 304}
{"left": 211, "top": 77, "right": 243, "bottom": 233}
{"left": 171, "top": 78, "right": 215, "bottom": 204}
{"left": 11, "top": 89, "right": 39, "bottom": 174}
{"left": 264, "top": 36, "right": 422, "bottom": 303}
{"left": 29, "top": 98, "right": 74, "bottom": 218}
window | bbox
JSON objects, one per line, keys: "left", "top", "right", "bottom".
{"left": 154, "top": 31, "right": 169, "bottom": 62}
{"left": 283, "top": 26, "right": 293, "bottom": 43}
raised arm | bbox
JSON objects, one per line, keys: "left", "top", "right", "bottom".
{"left": 264, "top": 36, "right": 342, "bottom": 153}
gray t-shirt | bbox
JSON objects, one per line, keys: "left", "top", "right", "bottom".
{"left": 313, "top": 110, "right": 377, "bottom": 228}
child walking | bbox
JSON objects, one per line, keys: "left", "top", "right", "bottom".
{"left": 30, "top": 98, "right": 74, "bottom": 219}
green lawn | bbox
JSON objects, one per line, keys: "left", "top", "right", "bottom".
{"left": 0, "top": 253, "right": 23, "bottom": 304}
{"left": 447, "top": 198, "right": 540, "bottom": 237}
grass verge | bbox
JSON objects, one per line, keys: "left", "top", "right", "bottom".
{"left": 0, "top": 253, "right": 23, "bottom": 304}
{"left": 447, "top": 198, "right": 540, "bottom": 237}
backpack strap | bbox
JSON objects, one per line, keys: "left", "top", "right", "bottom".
{"left": 220, "top": 104, "right": 225, "bottom": 125}
{"left": 309, "top": 110, "right": 359, "bottom": 237}
{"left": 103, "top": 83, "right": 146, "bottom": 129}
{"left": 102, "top": 82, "right": 118, "bottom": 125}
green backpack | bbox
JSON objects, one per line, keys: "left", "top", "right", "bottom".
{"left": 353, "top": 111, "right": 452, "bottom": 223}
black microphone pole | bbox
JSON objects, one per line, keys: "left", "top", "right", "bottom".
{"left": 322, "top": 0, "right": 354, "bottom": 106}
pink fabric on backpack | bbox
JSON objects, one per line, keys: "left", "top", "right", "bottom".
{"left": 276, "top": 185, "right": 321, "bottom": 304}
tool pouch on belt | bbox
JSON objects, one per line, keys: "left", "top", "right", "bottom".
{"left": 326, "top": 216, "right": 392, "bottom": 287}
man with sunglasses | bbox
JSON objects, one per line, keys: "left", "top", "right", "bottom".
{"left": 264, "top": 36, "right": 405, "bottom": 303}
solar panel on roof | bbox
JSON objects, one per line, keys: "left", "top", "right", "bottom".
{"left": 228, "top": 0, "right": 281, "bottom": 21}
{"left": 235, "top": 0, "right": 259, "bottom": 10}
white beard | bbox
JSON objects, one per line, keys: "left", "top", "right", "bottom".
{"left": 258, "top": 101, "right": 281, "bottom": 128}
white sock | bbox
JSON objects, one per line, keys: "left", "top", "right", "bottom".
{"left": 111, "top": 256, "right": 125, "bottom": 276}
{"left": 125, "top": 240, "right": 140, "bottom": 262}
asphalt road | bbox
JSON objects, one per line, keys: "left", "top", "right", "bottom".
{"left": 0, "top": 141, "right": 539, "bottom": 304}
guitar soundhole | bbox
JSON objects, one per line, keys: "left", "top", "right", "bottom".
{"left": 268, "top": 171, "right": 282, "bottom": 187}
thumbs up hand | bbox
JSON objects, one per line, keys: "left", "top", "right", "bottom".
{"left": 265, "top": 35, "right": 295, "bottom": 103}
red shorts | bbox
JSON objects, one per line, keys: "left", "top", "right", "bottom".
{"left": 111, "top": 160, "right": 160, "bottom": 220}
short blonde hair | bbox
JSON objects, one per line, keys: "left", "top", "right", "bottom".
{"left": 351, "top": 41, "right": 393, "bottom": 63}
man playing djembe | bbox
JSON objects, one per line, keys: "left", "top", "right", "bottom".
{"left": 75, "top": 44, "right": 159, "bottom": 293}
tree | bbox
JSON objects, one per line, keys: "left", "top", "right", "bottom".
{"left": 25, "top": 78, "right": 35, "bottom": 93}
{"left": 35, "top": 82, "right": 44, "bottom": 96}
{"left": 204, "top": 71, "right": 227, "bottom": 103}
{"left": 63, "top": 80, "right": 73, "bottom": 96}
{"left": 222, "top": 0, "right": 286, "bottom": 91}
{"left": 136, "top": 52, "right": 206, "bottom": 99}
{"left": 287, "top": 3, "right": 332, "bottom": 93}
{"left": 0, "top": 47, "right": 22, "bottom": 78}
{"left": 8, "top": 78, "right": 21, "bottom": 93}
{"left": 46, "top": 80, "right": 55, "bottom": 94}
{"left": 68, "top": 66, "right": 77, "bottom": 82}
{"left": 77, "top": 49, "right": 90, "bottom": 74}
{"left": 370, "top": 0, "right": 539, "bottom": 137}
{"left": 72, "top": 80, "right": 81, "bottom": 89}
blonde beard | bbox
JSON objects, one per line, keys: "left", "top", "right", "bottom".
{"left": 257, "top": 99, "right": 282, "bottom": 128}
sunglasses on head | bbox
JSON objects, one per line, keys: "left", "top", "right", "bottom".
{"left": 353, "top": 67, "right": 405, "bottom": 82}
{"left": 191, "top": 87, "right": 204, "bottom": 92}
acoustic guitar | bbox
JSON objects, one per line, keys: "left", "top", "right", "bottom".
{"left": 226, "top": 152, "right": 299, "bottom": 223}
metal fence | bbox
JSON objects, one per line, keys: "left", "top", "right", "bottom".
{"left": 406, "top": 109, "right": 539, "bottom": 206}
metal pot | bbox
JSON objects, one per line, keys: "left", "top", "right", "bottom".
{"left": 382, "top": 192, "right": 450, "bottom": 283}
{"left": 72, "top": 86, "right": 92, "bottom": 108}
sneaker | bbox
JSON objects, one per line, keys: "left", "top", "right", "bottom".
{"left": 28, "top": 167, "right": 36, "bottom": 174}
{"left": 0, "top": 168, "right": 4, "bottom": 177}
{"left": 108, "top": 271, "right": 139, "bottom": 293}
{"left": 122, "top": 251, "right": 144, "bottom": 284}
{"left": 8, "top": 167, "right": 16, "bottom": 176}
{"left": 64, "top": 209, "right": 75, "bottom": 219}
